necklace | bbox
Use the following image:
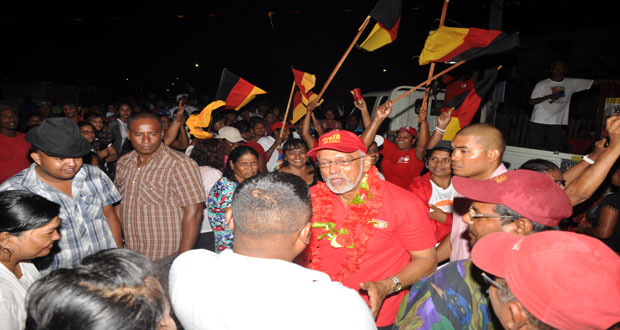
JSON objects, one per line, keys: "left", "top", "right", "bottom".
{"left": 305, "top": 166, "right": 383, "bottom": 282}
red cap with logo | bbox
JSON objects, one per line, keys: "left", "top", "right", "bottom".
{"left": 452, "top": 169, "right": 572, "bottom": 226}
{"left": 397, "top": 126, "right": 418, "bottom": 138}
{"left": 472, "top": 231, "right": 620, "bottom": 330}
{"left": 307, "top": 130, "right": 367, "bottom": 157}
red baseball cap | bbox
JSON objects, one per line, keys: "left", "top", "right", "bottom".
{"left": 452, "top": 169, "right": 571, "bottom": 226}
{"left": 472, "top": 231, "right": 620, "bottom": 330}
{"left": 307, "top": 130, "right": 367, "bottom": 157}
{"left": 397, "top": 126, "right": 418, "bottom": 138}
{"left": 270, "top": 122, "right": 294, "bottom": 132}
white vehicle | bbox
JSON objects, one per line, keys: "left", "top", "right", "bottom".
{"left": 363, "top": 85, "right": 583, "bottom": 170}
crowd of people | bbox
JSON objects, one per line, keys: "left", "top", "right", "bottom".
{"left": 0, "top": 86, "right": 619, "bottom": 330}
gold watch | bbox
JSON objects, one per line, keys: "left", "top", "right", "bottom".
{"left": 389, "top": 276, "right": 402, "bottom": 293}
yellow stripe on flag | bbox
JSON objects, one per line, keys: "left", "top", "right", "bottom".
{"left": 419, "top": 26, "right": 468, "bottom": 65}
{"left": 235, "top": 86, "right": 267, "bottom": 110}
{"left": 442, "top": 117, "right": 462, "bottom": 141}
{"left": 292, "top": 93, "right": 323, "bottom": 124}
{"left": 186, "top": 100, "right": 226, "bottom": 139}
{"left": 359, "top": 23, "right": 393, "bottom": 52}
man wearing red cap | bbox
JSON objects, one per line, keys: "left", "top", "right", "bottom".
{"left": 300, "top": 127, "right": 437, "bottom": 329}
{"left": 394, "top": 170, "right": 573, "bottom": 330}
{"left": 437, "top": 122, "right": 508, "bottom": 262}
{"left": 472, "top": 231, "right": 620, "bottom": 329}
{"left": 258, "top": 122, "right": 293, "bottom": 172}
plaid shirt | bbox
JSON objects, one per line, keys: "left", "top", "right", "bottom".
{"left": 115, "top": 145, "right": 206, "bottom": 261}
{"left": 0, "top": 164, "right": 121, "bottom": 273}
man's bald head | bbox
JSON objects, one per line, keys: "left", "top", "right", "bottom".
{"left": 456, "top": 123, "right": 505, "bottom": 157}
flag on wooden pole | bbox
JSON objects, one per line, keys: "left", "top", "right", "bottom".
{"left": 215, "top": 68, "right": 267, "bottom": 110}
{"left": 419, "top": 26, "right": 519, "bottom": 65}
{"left": 291, "top": 67, "right": 317, "bottom": 104}
{"left": 359, "top": 0, "right": 402, "bottom": 51}
{"left": 441, "top": 68, "right": 498, "bottom": 140}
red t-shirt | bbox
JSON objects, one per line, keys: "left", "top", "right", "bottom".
{"left": 0, "top": 132, "right": 31, "bottom": 183}
{"left": 380, "top": 139, "right": 424, "bottom": 189}
{"left": 305, "top": 179, "right": 436, "bottom": 326}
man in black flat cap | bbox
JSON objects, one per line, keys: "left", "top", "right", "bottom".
{"left": 0, "top": 118, "right": 123, "bottom": 274}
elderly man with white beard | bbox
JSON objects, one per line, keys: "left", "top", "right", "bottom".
{"left": 298, "top": 102, "right": 437, "bottom": 329}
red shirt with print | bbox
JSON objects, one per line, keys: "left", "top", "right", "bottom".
{"left": 380, "top": 139, "right": 424, "bottom": 189}
{"left": 303, "top": 178, "right": 436, "bottom": 327}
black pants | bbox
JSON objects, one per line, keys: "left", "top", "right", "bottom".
{"left": 529, "top": 122, "right": 564, "bottom": 151}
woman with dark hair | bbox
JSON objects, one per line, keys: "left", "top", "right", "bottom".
{"left": 78, "top": 122, "right": 100, "bottom": 166}
{"left": 84, "top": 113, "right": 117, "bottom": 176}
{"left": 0, "top": 190, "right": 60, "bottom": 330}
{"left": 190, "top": 138, "right": 225, "bottom": 251}
{"left": 207, "top": 146, "right": 259, "bottom": 252}
{"left": 319, "top": 108, "right": 342, "bottom": 132}
{"left": 25, "top": 248, "right": 176, "bottom": 330}
{"left": 278, "top": 138, "right": 319, "bottom": 186}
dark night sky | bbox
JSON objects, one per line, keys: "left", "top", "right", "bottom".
{"left": 3, "top": 0, "right": 620, "bottom": 105}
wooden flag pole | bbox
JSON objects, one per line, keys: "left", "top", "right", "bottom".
{"left": 279, "top": 80, "right": 296, "bottom": 139}
{"left": 316, "top": 16, "right": 371, "bottom": 100}
{"left": 419, "top": 0, "right": 451, "bottom": 123}
{"left": 392, "top": 60, "right": 465, "bottom": 104}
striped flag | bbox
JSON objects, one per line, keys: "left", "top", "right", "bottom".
{"left": 359, "top": 0, "right": 401, "bottom": 52}
{"left": 291, "top": 91, "right": 322, "bottom": 124}
{"left": 442, "top": 68, "right": 498, "bottom": 140}
{"left": 291, "top": 67, "right": 317, "bottom": 104}
{"left": 419, "top": 26, "right": 519, "bottom": 65}
{"left": 215, "top": 68, "right": 267, "bottom": 110}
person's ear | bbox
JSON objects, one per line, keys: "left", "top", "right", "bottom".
{"left": 30, "top": 152, "right": 41, "bottom": 165}
{"left": 505, "top": 301, "right": 532, "bottom": 330}
{"left": 363, "top": 152, "right": 372, "bottom": 172}
{"left": 513, "top": 219, "right": 533, "bottom": 236}
{"left": 487, "top": 149, "right": 501, "bottom": 163}
{"left": 298, "top": 222, "right": 312, "bottom": 245}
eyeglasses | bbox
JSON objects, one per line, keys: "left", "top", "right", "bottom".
{"left": 468, "top": 205, "right": 515, "bottom": 220}
{"left": 481, "top": 272, "right": 503, "bottom": 290}
{"left": 316, "top": 156, "right": 365, "bottom": 168}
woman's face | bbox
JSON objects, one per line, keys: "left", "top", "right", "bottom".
{"left": 7, "top": 216, "right": 61, "bottom": 260}
{"left": 252, "top": 123, "right": 266, "bottom": 138}
{"left": 213, "top": 119, "right": 226, "bottom": 132}
{"left": 264, "top": 113, "right": 275, "bottom": 124}
{"left": 395, "top": 130, "right": 415, "bottom": 151}
{"left": 160, "top": 116, "right": 171, "bottom": 131}
{"left": 89, "top": 117, "right": 104, "bottom": 131}
{"left": 325, "top": 110, "right": 335, "bottom": 121}
{"left": 428, "top": 150, "right": 452, "bottom": 177}
{"left": 285, "top": 146, "right": 308, "bottom": 168}
{"left": 231, "top": 153, "right": 259, "bottom": 183}
{"left": 367, "top": 143, "right": 380, "bottom": 166}
{"left": 80, "top": 124, "right": 96, "bottom": 143}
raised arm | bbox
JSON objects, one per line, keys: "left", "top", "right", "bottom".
{"left": 361, "top": 100, "right": 392, "bottom": 148}
{"left": 425, "top": 108, "right": 453, "bottom": 151}
{"left": 565, "top": 116, "right": 620, "bottom": 205}
{"left": 563, "top": 138, "right": 606, "bottom": 185}
{"left": 300, "top": 99, "right": 320, "bottom": 149}
{"left": 353, "top": 98, "right": 372, "bottom": 128}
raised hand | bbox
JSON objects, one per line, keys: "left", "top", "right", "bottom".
{"left": 353, "top": 98, "right": 368, "bottom": 112}
{"left": 436, "top": 108, "right": 454, "bottom": 129}
{"left": 375, "top": 100, "right": 393, "bottom": 120}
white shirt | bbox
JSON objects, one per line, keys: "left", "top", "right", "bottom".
{"left": 198, "top": 166, "right": 222, "bottom": 233}
{"left": 169, "top": 249, "right": 377, "bottom": 330}
{"left": 530, "top": 77, "right": 593, "bottom": 125}
{"left": 0, "top": 262, "right": 40, "bottom": 330}
{"left": 429, "top": 180, "right": 456, "bottom": 214}
{"left": 257, "top": 136, "right": 282, "bottom": 172}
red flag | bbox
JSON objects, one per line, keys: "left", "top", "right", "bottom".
{"left": 215, "top": 68, "right": 266, "bottom": 110}
{"left": 291, "top": 67, "right": 316, "bottom": 104}
{"left": 441, "top": 68, "right": 498, "bottom": 140}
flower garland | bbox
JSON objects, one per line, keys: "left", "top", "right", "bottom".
{"left": 306, "top": 166, "right": 383, "bottom": 282}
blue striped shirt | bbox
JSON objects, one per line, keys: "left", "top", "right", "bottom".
{"left": 0, "top": 164, "right": 121, "bottom": 273}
